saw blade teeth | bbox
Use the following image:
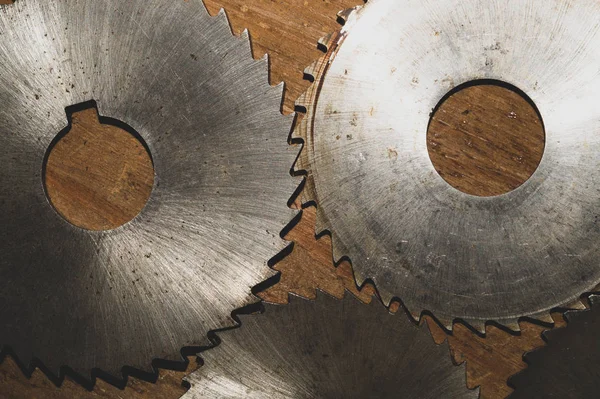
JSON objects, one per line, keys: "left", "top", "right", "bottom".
{"left": 292, "top": 150, "right": 306, "bottom": 175}
{"left": 566, "top": 299, "right": 587, "bottom": 310}
{"left": 274, "top": 80, "right": 286, "bottom": 102}
{"left": 314, "top": 206, "right": 330, "bottom": 236}
{"left": 500, "top": 319, "right": 521, "bottom": 332}
{"left": 291, "top": 116, "right": 307, "bottom": 143}
{"left": 300, "top": 175, "right": 317, "bottom": 205}
{"left": 303, "top": 60, "right": 320, "bottom": 81}
{"left": 353, "top": 270, "right": 369, "bottom": 293}
{"left": 528, "top": 312, "right": 555, "bottom": 324}
{"left": 294, "top": 91, "right": 311, "bottom": 112}
{"left": 562, "top": 308, "right": 587, "bottom": 324}
{"left": 317, "top": 32, "right": 334, "bottom": 51}
{"left": 376, "top": 286, "right": 394, "bottom": 308}
{"left": 183, "top": 293, "right": 476, "bottom": 398}
{"left": 336, "top": 7, "right": 361, "bottom": 25}
{"left": 215, "top": 8, "right": 231, "bottom": 30}
{"left": 330, "top": 233, "right": 348, "bottom": 264}
{"left": 588, "top": 294, "right": 600, "bottom": 306}
{"left": 0, "top": 0, "right": 299, "bottom": 385}
{"left": 196, "top": 0, "right": 210, "bottom": 16}
{"left": 468, "top": 320, "right": 487, "bottom": 334}
{"left": 250, "top": 53, "right": 270, "bottom": 87}
{"left": 264, "top": 265, "right": 279, "bottom": 280}
{"left": 540, "top": 327, "right": 562, "bottom": 343}
{"left": 237, "top": 29, "right": 253, "bottom": 59}
{"left": 521, "top": 346, "right": 544, "bottom": 364}
{"left": 434, "top": 315, "right": 454, "bottom": 331}
{"left": 508, "top": 295, "right": 600, "bottom": 397}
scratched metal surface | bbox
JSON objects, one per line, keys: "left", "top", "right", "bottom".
{"left": 0, "top": 0, "right": 296, "bottom": 382}
{"left": 299, "top": 0, "right": 600, "bottom": 328}
{"left": 183, "top": 293, "right": 478, "bottom": 398}
{"left": 509, "top": 295, "right": 600, "bottom": 398}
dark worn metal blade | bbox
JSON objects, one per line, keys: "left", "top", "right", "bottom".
{"left": 508, "top": 295, "right": 600, "bottom": 398}
{"left": 0, "top": 0, "right": 296, "bottom": 383}
{"left": 183, "top": 293, "right": 478, "bottom": 398}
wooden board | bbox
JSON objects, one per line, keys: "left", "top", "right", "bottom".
{"left": 0, "top": 1, "right": 561, "bottom": 398}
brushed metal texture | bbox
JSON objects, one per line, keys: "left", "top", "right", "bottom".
{"left": 296, "top": 0, "right": 600, "bottom": 328}
{"left": 0, "top": 0, "right": 296, "bottom": 383}
{"left": 509, "top": 295, "right": 600, "bottom": 398}
{"left": 183, "top": 293, "right": 478, "bottom": 398}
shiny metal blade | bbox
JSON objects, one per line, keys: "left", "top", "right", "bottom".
{"left": 295, "top": 0, "right": 600, "bottom": 326}
{"left": 0, "top": 0, "right": 296, "bottom": 382}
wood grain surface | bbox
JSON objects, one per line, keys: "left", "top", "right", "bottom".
{"left": 45, "top": 107, "right": 154, "bottom": 231}
{"left": 427, "top": 84, "right": 545, "bottom": 197}
{"left": 0, "top": 1, "right": 558, "bottom": 398}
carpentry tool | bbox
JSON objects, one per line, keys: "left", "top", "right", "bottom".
{"left": 0, "top": 0, "right": 295, "bottom": 384}
{"left": 183, "top": 293, "right": 478, "bottom": 398}
{"left": 508, "top": 295, "right": 600, "bottom": 398}
{"left": 294, "top": 0, "right": 600, "bottom": 330}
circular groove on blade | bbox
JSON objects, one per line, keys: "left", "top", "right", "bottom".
{"left": 0, "top": 0, "right": 296, "bottom": 383}
{"left": 297, "top": 0, "right": 600, "bottom": 326}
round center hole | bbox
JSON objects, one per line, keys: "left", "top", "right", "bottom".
{"left": 427, "top": 81, "right": 545, "bottom": 197}
{"left": 44, "top": 102, "right": 154, "bottom": 231}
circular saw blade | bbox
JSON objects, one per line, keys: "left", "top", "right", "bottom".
{"left": 0, "top": 0, "right": 296, "bottom": 383}
{"left": 183, "top": 293, "right": 478, "bottom": 398}
{"left": 508, "top": 295, "right": 600, "bottom": 398}
{"left": 294, "top": 0, "right": 600, "bottom": 328}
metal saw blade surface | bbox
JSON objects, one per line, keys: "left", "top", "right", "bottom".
{"left": 0, "top": 0, "right": 296, "bottom": 381}
{"left": 508, "top": 295, "right": 600, "bottom": 398}
{"left": 298, "top": 0, "right": 600, "bottom": 326}
{"left": 183, "top": 293, "right": 478, "bottom": 399}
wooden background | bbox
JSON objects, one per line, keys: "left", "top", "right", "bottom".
{"left": 0, "top": 0, "right": 564, "bottom": 398}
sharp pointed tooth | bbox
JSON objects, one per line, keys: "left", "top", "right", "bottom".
{"left": 301, "top": 175, "right": 317, "bottom": 203}
{"left": 215, "top": 8, "right": 231, "bottom": 31}
{"left": 314, "top": 208, "right": 329, "bottom": 235}
{"left": 563, "top": 311, "right": 575, "bottom": 323}
{"left": 331, "top": 236, "right": 349, "bottom": 264}
{"left": 235, "top": 29, "right": 253, "bottom": 59}
{"left": 274, "top": 80, "right": 286, "bottom": 99}
{"left": 588, "top": 294, "right": 600, "bottom": 307}
{"left": 468, "top": 319, "right": 486, "bottom": 334}
{"left": 502, "top": 319, "right": 521, "bottom": 332}
{"left": 530, "top": 312, "right": 555, "bottom": 324}
{"left": 292, "top": 156, "right": 305, "bottom": 175}
{"left": 541, "top": 328, "right": 560, "bottom": 341}
{"left": 433, "top": 315, "right": 453, "bottom": 331}
{"left": 303, "top": 60, "right": 320, "bottom": 80}
{"left": 317, "top": 33, "right": 334, "bottom": 51}
{"left": 292, "top": 117, "right": 307, "bottom": 141}
{"left": 567, "top": 299, "right": 587, "bottom": 310}
{"left": 295, "top": 91, "right": 311, "bottom": 111}
{"left": 259, "top": 53, "right": 269, "bottom": 69}
{"left": 563, "top": 309, "right": 587, "bottom": 323}
{"left": 293, "top": 145, "right": 307, "bottom": 174}
{"left": 353, "top": 271, "right": 368, "bottom": 293}
{"left": 337, "top": 8, "right": 357, "bottom": 24}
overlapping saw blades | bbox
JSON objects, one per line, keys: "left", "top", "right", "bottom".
{"left": 1, "top": 0, "right": 600, "bottom": 397}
